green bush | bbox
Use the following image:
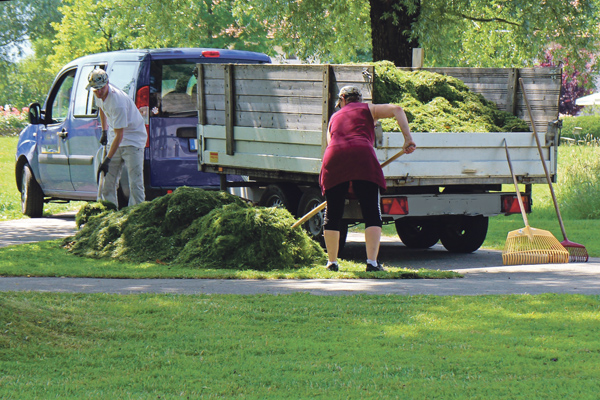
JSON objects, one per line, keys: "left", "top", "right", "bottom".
{"left": 373, "top": 61, "right": 529, "bottom": 133}
{"left": 0, "top": 107, "right": 28, "bottom": 136}
{"left": 560, "top": 115, "right": 600, "bottom": 140}
{"left": 555, "top": 143, "right": 600, "bottom": 219}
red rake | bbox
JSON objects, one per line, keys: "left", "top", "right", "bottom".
{"left": 519, "top": 78, "right": 589, "bottom": 262}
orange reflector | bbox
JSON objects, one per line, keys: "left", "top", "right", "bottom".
{"left": 501, "top": 194, "right": 530, "bottom": 214}
{"left": 381, "top": 197, "right": 408, "bottom": 215}
{"left": 167, "top": 190, "right": 173, "bottom": 194}
{"left": 202, "top": 50, "right": 220, "bottom": 58}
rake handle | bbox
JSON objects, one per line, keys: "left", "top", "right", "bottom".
{"left": 504, "top": 140, "right": 530, "bottom": 227}
{"left": 519, "top": 78, "right": 568, "bottom": 240}
{"left": 291, "top": 149, "right": 406, "bottom": 229}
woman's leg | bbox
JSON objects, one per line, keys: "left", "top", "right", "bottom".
{"left": 323, "top": 182, "right": 349, "bottom": 263}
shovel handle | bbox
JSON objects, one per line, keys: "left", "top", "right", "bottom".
{"left": 96, "top": 145, "right": 107, "bottom": 202}
{"left": 291, "top": 200, "right": 327, "bottom": 229}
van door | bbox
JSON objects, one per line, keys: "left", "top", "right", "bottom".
{"left": 67, "top": 64, "right": 105, "bottom": 195}
{"left": 148, "top": 59, "right": 222, "bottom": 189}
{"left": 37, "top": 69, "right": 76, "bottom": 195}
{"left": 67, "top": 61, "right": 141, "bottom": 195}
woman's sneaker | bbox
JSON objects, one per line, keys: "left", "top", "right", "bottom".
{"left": 326, "top": 262, "right": 339, "bottom": 272}
{"left": 366, "top": 262, "right": 386, "bottom": 272}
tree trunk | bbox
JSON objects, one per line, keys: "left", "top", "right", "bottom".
{"left": 370, "top": 0, "right": 420, "bottom": 67}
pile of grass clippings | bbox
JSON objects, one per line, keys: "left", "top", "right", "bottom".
{"left": 373, "top": 61, "right": 529, "bottom": 133}
{"left": 63, "top": 187, "right": 326, "bottom": 270}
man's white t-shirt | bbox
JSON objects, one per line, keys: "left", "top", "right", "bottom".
{"left": 96, "top": 84, "right": 147, "bottom": 148}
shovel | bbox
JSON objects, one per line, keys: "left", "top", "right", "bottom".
{"left": 291, "top": 149, "right": 406, "bottom": 229}
{"left": 96, "top": 144, "right": 107, "bottom": 202}
{"left": 519, "top": 78, "right": 589, "bottom": 262}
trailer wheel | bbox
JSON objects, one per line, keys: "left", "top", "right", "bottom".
{"left": 395, "top": 218, "right": 440, "bottom": 249}
{"left": 439, "top": 216, "right": 488, "bottom": 253}
{"left": 297, "top": 187, "right": 347, "bottom": 253}
{"left": 21, "top": 163, "right": 44, "bottom": 218}
{"left": 259, "top": 184, "right": 301, "bottom": 216}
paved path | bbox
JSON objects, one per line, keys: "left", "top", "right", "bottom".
{"left": 1, "top": 213, "right": 599, "bottom": 296}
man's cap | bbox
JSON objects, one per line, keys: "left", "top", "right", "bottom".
{"left": 86, "top": 69, "right": 109, "bottom": 90}
{"left": 335, "top": 85, "right": 362, "bottom": 107}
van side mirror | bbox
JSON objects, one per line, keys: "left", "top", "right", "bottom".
{"left": 28, "top": 103, "right": 42, "bottom": 125}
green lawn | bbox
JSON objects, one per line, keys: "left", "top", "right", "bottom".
{"left": 1, "top": 292, "right": 599, "bottom": 399}
{"left": 1, "top": 135, "right": 84, "bottom": 219}
{"left": 0, "top": 240, "right": 459, "bottom": 279}
{"left": 2, "top": 135, "right": 600, "bottom": 399}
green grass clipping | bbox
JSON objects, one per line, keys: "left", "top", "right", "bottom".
{"left": 63, "top": 187, "right": 326, "bottom": 270}
{"left": 373, "top": 61, "right": 530, "bottom": 133}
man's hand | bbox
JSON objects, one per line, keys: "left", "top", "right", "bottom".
{"left": 100, "top": 130, "right": 108, "bottom": 146}
{"left": 97, "top": 157, "right": 111, "bottom": 182}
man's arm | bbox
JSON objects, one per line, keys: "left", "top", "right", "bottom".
{"left": 99, "top": 108, "right": 108, "bottom": 131}
{"left": 369, "top": 103, "right": 416, "bottom": 153}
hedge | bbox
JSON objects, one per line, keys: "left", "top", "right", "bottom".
{"left": 561, "top": 115, "right": 600, "bottom": 140}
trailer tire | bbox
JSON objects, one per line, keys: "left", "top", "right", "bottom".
{"left": 395, "top": 218, "right": 440, "bottom": 249}
{"left": 439, "top": 216, "right": 488, "bottom": 253}
{"left": 297, "top": 187, "right": 347, "bottom": 253}
{"left": 259, "top": 184, "right": 301, "bottom": 216}
{"left": 21, "top": 163, "right": 44, "bottom": 218}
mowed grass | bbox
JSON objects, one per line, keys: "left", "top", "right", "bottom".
{"left": 0, "top": 240, "right": 458, "bottom": 279}
{"left": 1, "top": 292, "right": 599, "bottom": 399}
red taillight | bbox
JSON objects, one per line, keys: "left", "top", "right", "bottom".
{"left": 381, "top": 197, "right": 408, "bottom": 215}
{"left": 501, "top": 194, "right": 530, "bottom": 214}
{"left": 136, "top": 86, "right": 150, "bottom": 147}
{"left": 202, "top": 50, "right": 220, "bottom": 58}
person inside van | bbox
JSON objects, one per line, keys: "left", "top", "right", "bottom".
{"left": 88, "top": 68, "right": 147, "bottom": 207}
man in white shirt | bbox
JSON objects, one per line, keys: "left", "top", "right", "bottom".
{"left": 87, "top": 69, "right": 147, "bottom": 207}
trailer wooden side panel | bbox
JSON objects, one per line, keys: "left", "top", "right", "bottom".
{"left": 198, "top": 64, "right": 561, "bottom": 186}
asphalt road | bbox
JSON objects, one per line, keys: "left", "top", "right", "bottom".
{"left": 1, "top": 212, "right": 599, "bottom": 296}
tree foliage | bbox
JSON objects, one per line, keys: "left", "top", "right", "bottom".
{"left": 416, "top": 0, "right": 600, "bottom": 76}
{"left": 0, "top": 0, "right": 63, "bottom": 107}
{"left": 2, "top": 0, "right": 600, "bottom": 110}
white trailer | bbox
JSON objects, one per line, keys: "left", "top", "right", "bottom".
{"left": 195, "top": 64, "right": 562, "bottom": 253}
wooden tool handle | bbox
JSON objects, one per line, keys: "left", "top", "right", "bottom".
{"left": 504, "top": 139, "right": 530, "bottom": 227}
{"left": 519, "top": 78, "right": 568, "bottom": 239}
{"left": 291, "top": 148, "right": 407, "bottom": 229}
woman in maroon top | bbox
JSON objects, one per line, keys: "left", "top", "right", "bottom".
{"left": 320, "top": 86, "right": 416, "bottom": 272}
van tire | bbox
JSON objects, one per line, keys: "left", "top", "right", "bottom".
{"left": 21, "top": 163, "right": 44, "bottom": 218}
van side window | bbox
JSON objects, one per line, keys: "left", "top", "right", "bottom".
{"left": 109, "top": 62, "right": 140, "bottom": 96}
{"left": 74, "top": 65, "right": 102, "bottom": 117}
{"left": 49, "top": 70, "right": 76, "bottom": 123}
{"left": 150, "top": 60, "right": 198, "bottom": 117}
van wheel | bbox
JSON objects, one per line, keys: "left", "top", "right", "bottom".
{"left": 439, "top": 216, "right": 488, "bottom": 253}
{"left": 395, "top": 218, "right": 440, "bottom": 249}
{"left": 296, "top": 187, "right": 347, "bottom": 253}
{"left": 21, "top": 163, "right": 44, "bottom": 218}
{"left": 259, "top": 184, "right": 301, "bottom": 216}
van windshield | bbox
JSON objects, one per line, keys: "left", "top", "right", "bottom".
{"left": 150, "top": 60, "right": 198, "bottom": 118}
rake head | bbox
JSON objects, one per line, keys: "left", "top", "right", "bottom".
{"left": 561, "top": 239, "right": 589, "bottom": 263}
{"left": 502, "top": 226, "right": 569, "bottom": 266}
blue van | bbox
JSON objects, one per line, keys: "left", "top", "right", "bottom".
{"left": 15, "top": 48, "right": 271, "bottom": 217}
